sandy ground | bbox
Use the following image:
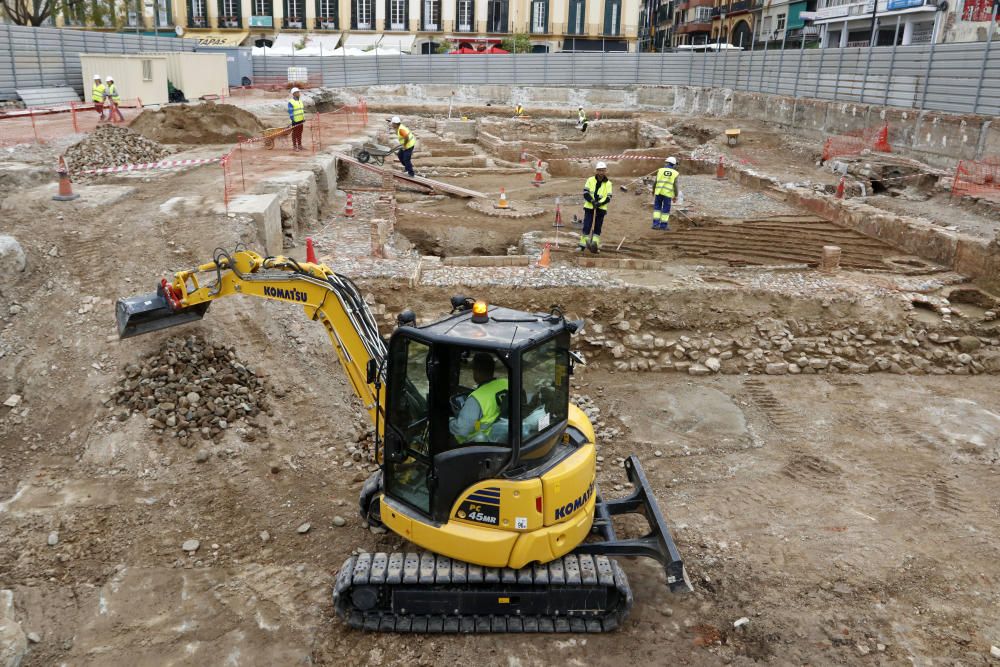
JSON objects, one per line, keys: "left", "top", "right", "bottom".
{"left": 1, "top": 103, "right": 999, "bottom": 666}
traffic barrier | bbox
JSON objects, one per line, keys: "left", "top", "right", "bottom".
{"left": 345, "top": 192, "right": 355, "bottom": 217}
{"left": 52, "top": 156, "right": 79, "bottom": 201}
{"left": 951, "top": 157, "right": 1000, "bottom": 200}
{"left": 306, "top": 237, "right": 318, "bottom": 263}
{"left": 76, "top": 156, "right": 223, "bottom": 175}
{"left": 821, "top": 123, "right": 891, "bottom": 162}
{"left": 495, "top": 187, "right": 509, "bottom": 209}
{"left": 716, "top": 156, "right": 725, "bottom": 180}
{"left": 836, "top": 176, "right": 846, "bottom": 199}
{"left": 532, "top": 160, "right": 545, "bottom": 186}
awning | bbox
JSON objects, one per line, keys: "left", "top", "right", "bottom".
{"left": 343, "top": 33, "right": 382, "bottom": 50}
{"left": 379, "top": 33, "right": 416, "bottom": 53}
{"left": 187, "top": 31, "right": 249, "bottom": 47}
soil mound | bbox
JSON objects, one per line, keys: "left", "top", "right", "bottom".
{"left": 64, "top": 124, "right": 169, "bottom": 171}
{"left": 130, "top": 103, "right": 265, "bottom": 144}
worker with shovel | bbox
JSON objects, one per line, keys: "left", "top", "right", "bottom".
{"left": 578, "top": 162, "right": 613, "bottom": 253}
{"left": 652, "top": 156, "right": 681, "bottom": 231}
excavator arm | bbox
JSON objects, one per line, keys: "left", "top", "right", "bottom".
{"left": 116, "top": 247, "right": 387, "bottom": 429}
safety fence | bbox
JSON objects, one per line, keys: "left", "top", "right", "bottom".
{"left": 821, "top": 123, "right": 892, "bottom": 162}
{"left": 310, "top": 100, "right": 369, "bottom": 151}
{"left": 951, "top": 157, "right": 1000, "bottom": 200}
{"left": 0, "top": 98, "right": 143, "bottom": 147}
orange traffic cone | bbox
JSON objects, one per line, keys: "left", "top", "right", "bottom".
{"left": 345, "top": 192, "right": 354, "bottom": 217}
{"left": 532, "top": 160, "right": 545, "bottom": 187}
{"left": 836, "top": 176, "right": 846, "bottom": 199}
{"left": 536, "top": 243, "right": 551, "bottom": 268}
{"left": 52, "top": 156, "right": 79, "bottom": 201}
{"left": 716, "top": 156, "right": 725, "bottom": 180}
{"left": 553, "top": 201, "right": 563, "bottom": 228}
{"left": 496, "top": 187, "right": 509, "bottom": 209}
{"left": 306, "top": 237, "right": 317, "bottom": 263}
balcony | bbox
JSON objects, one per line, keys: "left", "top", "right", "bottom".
{"left": 283, "top": 15, "right": 304, "bottom": 28}
{"left": 675, "top": 20, "right": 711, "bottom": 32}
{"left": 188, "top": 15, "right": 208, "bottom": 27}
{"left": 814, "top": 0, "right": 935, "bottom": 20}
{"left": 316, "top": 16, "right": 337, "bottom": 28}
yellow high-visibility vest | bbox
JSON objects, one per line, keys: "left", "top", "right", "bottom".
{"left": 92, "top": 83, "right": 106, "bottom": 103}
{"left": 654, "top": 167, "right": 679, "bottom": 198}
{"left": 396, "top": 123, "right": 416, "bottom": 150}
{"left": 583, "top": 176, "right": 613, "bottom": 211}
{"left": 288, "top": 98, "right": 305, "bottom": 122}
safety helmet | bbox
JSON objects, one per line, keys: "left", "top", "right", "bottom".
{"left": 595, "top": 161, "right": 608, "bottom": 170}
{"left": 106, "top": 76, "right": 114, "bottom": 81}
{"left": 665, "top": 156, "right": 677, "bottom": 165}
{"left": 93, "top": 74, "right": 102, "bottom": 80}
{"left": 391, "top": 115, "right": 401, "bottom": 124}
{"left": 290, "top": 87, "right": 301, "bottom": 94}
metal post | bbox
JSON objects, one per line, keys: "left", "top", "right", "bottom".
{"left": 759, "top": 35, "right": 768, "bottom": 92}
{"left": 713, "top": 24, "right": 722, "bottom": 87}
{"left": 833, "top": 39, "right": 845, "bottom": 100}
{"left": 342, "top": 47, "right": 348, "bottom": 86}
{"left": 687, "top": 47, "right": 693, "bottom": 85}
{"left": 748, "top": 28, "right": 756, "bottom": 92}
{"left": 883, "top": 15, "right": 902, "bottom": 106}
{"left": 34, "top": 29, "right": 44, "bottom": 87}
{"left": 972, "top": 3, "right": 998, "bottom": 114}
{"left": 918, "top": 10, "right": 942, "bottom": 110}
{"left": 659, "top": 41, "right": 665, "bottom": 83}
{"left": 734, "top": 33, "right": 743, "bottom": 90}
{"left": 860, "top": 22, "right": 877, "bottom": 103}
{"left": 776, "top": 25, "right": 787, "bottom": 95}
{"left": 793, "top": 27, "right": 805, "bottom": 97}
{"left": 722, "top": 38, "right": 730, "bottom": 87}
{"left": 814, "top": 39, "right": 825, "bottom": 98}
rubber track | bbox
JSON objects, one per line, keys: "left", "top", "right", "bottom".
{"left": 333, "top": 552, "right": 633, "bottom": 633}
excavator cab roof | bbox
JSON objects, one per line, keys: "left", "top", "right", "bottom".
{"left": 407, "top": 303, "right": 578, "bottom": 351}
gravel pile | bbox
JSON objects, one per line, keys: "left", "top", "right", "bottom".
{"left": 109, "top": 335, "right": 268, "bottom": 447}
{"left": 64, "top": 125, "right": 170, "bottom": 172}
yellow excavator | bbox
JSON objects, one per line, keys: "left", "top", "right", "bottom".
{"left": 116, "top": 246, "right": 690, "bottom": 633}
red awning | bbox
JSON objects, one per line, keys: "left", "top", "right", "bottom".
{"left": 449, "top": 46, "right": 509, "bottom": 54}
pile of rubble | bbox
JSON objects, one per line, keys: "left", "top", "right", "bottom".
{"left": 64, "top": 125, "right": 170, "bottom": 172}
{"left": 583, "top": 317, "right": 1000, "bottom": 376}
{"left": 108, "top": 335, "right": 269, "bottom": 447}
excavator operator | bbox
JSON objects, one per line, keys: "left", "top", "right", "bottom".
{"left": 449, "top": 353, "right": 508, "bottom": 444}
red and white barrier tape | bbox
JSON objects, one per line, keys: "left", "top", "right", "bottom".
{"left": 77, "top": 156, "right": 223, "bottom": 175}
{"left": 549, "top": 154, "right": 667, "bottom": 162}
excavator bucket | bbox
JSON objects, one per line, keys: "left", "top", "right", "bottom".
{"left": 116, "top": 284, "right": 210, "bottom": 339}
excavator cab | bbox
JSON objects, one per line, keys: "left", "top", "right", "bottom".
{"left": 379, "top": 299, "right": 576, "bottom": 526}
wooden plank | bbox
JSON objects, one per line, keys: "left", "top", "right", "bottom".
{"left": 333, "top": 152, "right": 487, "bottom": 199}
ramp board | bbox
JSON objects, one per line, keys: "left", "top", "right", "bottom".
{"left": 334, "top": 152, "right": 487, "bottom": 199}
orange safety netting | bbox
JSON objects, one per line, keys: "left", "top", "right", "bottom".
{"left": 822, "top": 123, "right": 891, "bottom": 162}
{"left": 951, "top": 157, "right": 1000, "bottom": 200}
{"left": 0, "top": 99, "right": 143, "bottom": 147}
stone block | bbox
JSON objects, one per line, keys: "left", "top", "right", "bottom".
{"left": 309, "top": 155, "right": 337, "bottom": 202}
{"left": 228, "top": 194, "right": 282, "bottom": 255}
{"left": 911, "top": 111, "right": 983, "bottom": 163}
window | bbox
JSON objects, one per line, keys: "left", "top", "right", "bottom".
{"left": 253, "top": 0, "right": 271, "bottom": 15}
{"left": 188, "top": 0, "right": 207, "bottom": 26}
{"left": 487, "top": 0, "right": 507, "bottom": 31}
{"left": 486, "top": 0, "right": 508, "bottom": 32}
{"left": 218, "top": 0, "right": 241, "bottom": 26}
{"left": 423, "top": 0, "right": 440, "bottom": 30}
{"left": 776, "top": 13, "right": 785, "bottom": 31}
{"left": 155, "top": 0, "right": 170, "bottom": 26}
{"left": 354, "top": 0, "right": 373, "bottom": 28}
{"left": 457, "top": 0, "right": 473, "bottom": 30}
{"left": 388, "top": 0, "right": 406, "bottom": 29}
{"left": 604, "top": 0, "right": 620, "bottom": 35}
{"left": 316, "top": 0, "right": 337, "bottom": 27}
{"left": 520, "top": 338, "right": 569, "bottom": 443}
{"left": 385, "top": 338, "right": 433, "bottom": 514}
{"left": 694, "top": 6, "right": 711, "bottom": 21}
{"left": 142, "top": 59, "right": 153, "bottom": 81}
{"left": 567, "top": 0, "right": 585, "bottom": 34}
{"left": 284, "top": 0, "right": 304, "bottom": 26}
{"left": 531, "top": 0, "right": 547, "bottom": 33}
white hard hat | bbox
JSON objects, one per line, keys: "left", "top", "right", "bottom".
{"left": 106, "top": 75, "right": 114, "bottom": 81}
{"left": 290, "top": 87, "right": 300, "bottom": 94}
{"left": 595, "top": 161, "right": 608, "bottom": 170}
{"left": 391, "top": 116, "right": 401, "bottom": 124}
{"left": 665, "top": 156, "right": 677, "bottom": 165}
{"left": 93, "top": 74, "right": 101, "bottom": 80}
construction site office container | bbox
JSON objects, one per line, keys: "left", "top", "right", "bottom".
{"left": 79, "top": 54, "right": 169, "bottom": 106}
{"left": 196, "top": 47, "right": 253, "bottom": 88}
{"left": 153, "top": 52, "right": 229, "bottom": 100}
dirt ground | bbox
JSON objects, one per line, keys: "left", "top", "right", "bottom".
{"left": 2, "top": 99, "right": 1000, "bottom": 666}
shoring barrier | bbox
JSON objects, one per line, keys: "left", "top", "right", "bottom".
{"left": 821, "top": 123, "right": 891, "bottom": 162}
{"left": 951, "top": 157, "right": 1000, "bottom": 200}
{"left": 0, "top": 98, "right": 143, "bottom": 147}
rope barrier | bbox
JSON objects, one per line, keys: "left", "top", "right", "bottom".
{"left": 76, "top": 156, "right": 224, "bottom": 175}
